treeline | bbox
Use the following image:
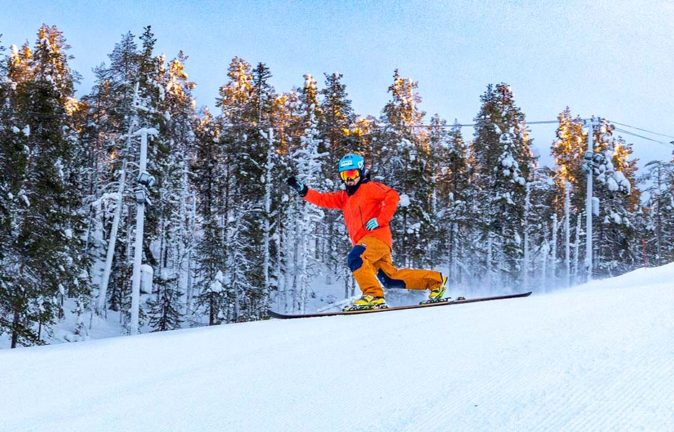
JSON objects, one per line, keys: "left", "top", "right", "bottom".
{"left": 1, "top": 25, "right": 672, "bottom": 347}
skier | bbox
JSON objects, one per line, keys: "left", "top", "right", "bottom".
{"left": 287, "top": 152, "right": 447, "bottom": 311}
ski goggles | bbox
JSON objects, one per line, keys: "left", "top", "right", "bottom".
{"left": 340, "top": 169, "right": 360, "bottom": 181}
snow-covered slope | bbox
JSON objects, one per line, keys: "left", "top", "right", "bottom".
{"left": 1, "top": 265, "right": 673, "bottom": 432}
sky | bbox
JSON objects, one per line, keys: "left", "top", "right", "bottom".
{"left": 2, "top": 0, "right": 674, "bottom": 167}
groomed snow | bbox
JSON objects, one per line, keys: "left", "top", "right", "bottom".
{"left": 1, "top": 264, "right": 673, "bottom": 432}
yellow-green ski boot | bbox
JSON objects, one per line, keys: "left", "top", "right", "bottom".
{"left": 343, "top": 295, "right": 388, "bottom": 311}
{"left": 426, "top": 275, "right": 448, "bottom": 303}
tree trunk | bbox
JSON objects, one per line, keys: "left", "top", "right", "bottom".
{"left": 209, "top": 296, "right": 217, "bottom": 325}
{"left": 11, "top": 309, "right": 20, "bottom": 349}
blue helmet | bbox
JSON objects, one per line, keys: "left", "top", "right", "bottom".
{"left": 338, "top": 153, "right": 365, "bottom": 173}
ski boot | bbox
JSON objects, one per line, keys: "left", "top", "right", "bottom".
{"left": 422, "top": 275, "right": 448, "bottom": 304}
{"left": 343, "top": 295, "right": 388, "bottom": 312}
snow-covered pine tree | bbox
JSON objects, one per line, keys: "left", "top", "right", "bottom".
{"left": 298, "top": 75, "right": 322, "bottom": 133}
{"left": 260, "top": 128, "right": 280, "bottom": 315}
{"left": 0, "top": 25, "right": 90, "bottom": 347}
{"left": 552, "top": 108, "right": 586, "bottom": 213}
{"left": 269, "top": 89, "right": 301, "bottom": 308}
{"left": 251, "top": 63, "right": 275, "bottom": 126}
{"left": 211, "top": 57, "right": 254, "bottom": 323}
{"left": 318, "top": 72, "right": 354, "bottom": 168}
{"left": 145, "top": 50, "right": 199, "bottom": 331}
{"left": 431, "top": 116, "right": 470, "bottom": 284}
{"left": 192, "top": 110, "right": 227, "bottom": 325}
{"left": 286, "top": 111, "right": 325, "bottom": 312}
{"left": 316, "top": 73, "right": 355, "bottom": 281}
{"left": 82, "top": 31, "right": 141, "bottom": 320}
{"left": 134, "top": 26, "right": 164, "bottom": 285}
{"left": 589, "top": 120, "right": 638, "bottom": 276}
{"left": 639, "top": 160, "right": 674, "bottom": 265}
{"left": 0, "top": 41, "right": 33, "bottom": 345}
{"left": 270, "top": 89, "right": 300, "bottom": 154}
{"left": 214, "top": 58, "right": 277, "bottom": 321}
{"left": 249, "top": 63, "right": 279, "bottom": 318}
{"left": 549, "top": 108, "right": 587, "bottom": 285}
{"left": 427, "top": 115, "right": 446, "bottom": 268}
{"left": 470, "top": 83, "right": 536, "bottom": 289}
{"left": 272, "top": 76, "right": 327, "bottom": 310}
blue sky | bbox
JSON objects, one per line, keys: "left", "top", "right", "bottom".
{"left": 3, "top": 0, "right": 674, "bottom": 166}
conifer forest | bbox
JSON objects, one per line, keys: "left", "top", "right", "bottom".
{"left": 1, "top": 25, "right": 672, "bottom": 348}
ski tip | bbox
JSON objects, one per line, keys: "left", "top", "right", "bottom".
{"left": 267, "top": 310, "right": 288, "bottom": 319}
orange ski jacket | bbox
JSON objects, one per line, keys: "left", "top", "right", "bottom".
{"left": 304, "top": 181, "right": 400, "bottom": 248}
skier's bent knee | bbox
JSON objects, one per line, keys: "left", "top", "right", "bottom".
{"left": 347, "top": 245, "right": 366, "bottom": 272}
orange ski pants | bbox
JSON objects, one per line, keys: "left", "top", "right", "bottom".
{"left": 347, "top": 236, "right": 443, "bottom": 298}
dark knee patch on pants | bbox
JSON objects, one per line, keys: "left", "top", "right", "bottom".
{"left": 377, "top": 270, "right": 406, "bottom": 289}
{"left": 347, "top": 245, "right": 367, "bottom": 272}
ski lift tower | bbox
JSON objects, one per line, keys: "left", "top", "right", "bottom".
{"left": 129, "top": 126, "right": 157, "bottom": 334}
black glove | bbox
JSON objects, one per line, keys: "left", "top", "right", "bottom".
{"left": 287, "top": 176, "right": 308, "bottom": 196}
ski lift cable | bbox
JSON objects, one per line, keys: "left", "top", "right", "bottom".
{"left": 613, "top": 127, "right": 674, "bottom": 146}
{"left": 524, "top": 120, "right": 563, "bottom": 125}
{"left": 403, "top": 119, "right": 561, "bottom": 128}
{"left": 609, "top": 120, "right": 674, "bottom": 140}
{"left": 8, "top": 113, "right": 563, "bottom": 128}
{"left": 14, "top": 111, "right": 674, "bottom": 147}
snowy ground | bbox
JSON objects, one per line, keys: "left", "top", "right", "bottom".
{"left": 1, "top": 265, "right": 673, "bottom": 432}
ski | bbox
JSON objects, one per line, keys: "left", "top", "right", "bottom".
{"left": 267, "top": 291, "right": 532, "bottom": 319}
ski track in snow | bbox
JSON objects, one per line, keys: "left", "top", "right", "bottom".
{"left": 0, "top": 266, "right": 673, "bottom": 432}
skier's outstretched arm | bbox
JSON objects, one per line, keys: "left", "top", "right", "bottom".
{"left": 287, "top": 176, "right": 345, "bottom": 209}
{"left": 304, "top": 188, "right": 346, "bottom": 209}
